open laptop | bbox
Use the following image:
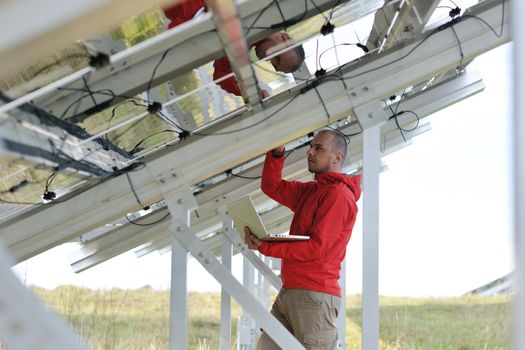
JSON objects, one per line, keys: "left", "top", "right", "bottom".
{"left": 227, "top": 196, "right": 310, "bottom": 242}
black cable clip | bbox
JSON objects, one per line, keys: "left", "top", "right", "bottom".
{"left": 178, "top": 130, "right": 190, "bottom": 140}
{"left": 147, "top": 101, "right": 163, "bottom": 114}
{"left": 315, "top": 69, "right": 327, "bottom": 79}
{"left": 89, "top": 53, "right": 110, "bottom": 69}
{"left": 449, "top": 7, "right": 461, "bottom": 18}
{"left": 43, "top": 191, "right": 56, "bottom": 201}
{"left": 320, "top": 22, "right": 335, "bottom": 36}
{"left": 356, "top": 43, "right": 370, "bottom": 53}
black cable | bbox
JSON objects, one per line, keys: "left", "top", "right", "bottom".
{"left": 245, "top": 1, "right": 275, "bottom": 35}
{"left": 82, "top": 75, "right": 98, "bottom": 108}
{"left": 450, "top": 24, "right": 464, "bottom": 69}
{"left": 225, "top": 141, "right": 309, "bottom": 180}
{"left": 437, "top": 6, "right": 455, "bottom": 11}
{"left": 273, "top": 0, "right": 289, "bottom": 27}
{"left": 448, "top": 0, "right": 459, "bottom": 8}
{"left": 146, "top": 49, "right": 171, "bottom": 102}
{"left": 105, "top": 100, "right": 148, "bottom": 143}
{"left": 125, "top": 172, "right": 147, "bottom": 209}
{"left": 271, "top": 0, "right": 308, "bottom": 29}
{"left": 125, "top": 212, "right": 171, "bottom": 226}
{"left": 158, "top": 111, "right": 187, "bottom": 132}
{"left": 193, "top": 91, "right": 302, "bottom": 136}
{"left": 43, "top": 171, "right": 58, "bottom": 201}
{"left": 129, "top": 129, "right": 182, "bottom": 154}
{"left": 326, "top": 0, "right": 343, "bottom": 23}
{"left": 461, "top": 2, "right": 505, "bottom": 39}
{"left": 337, "top": 22, "right": 440, "bottom": 79}
{"left": 229, "top": 172, "right": 262, "bottom": 180}
{"left": 314, "top": 86, "right": 330, "bottom": 121}
{"left": 309, "top": 0, "right": 328, "bottom": 21}
{"left": 318, "top": 43, "right": 368, "bottom": 70}
{"left": 58, "top": 88, "right": 148, "bottom": 121}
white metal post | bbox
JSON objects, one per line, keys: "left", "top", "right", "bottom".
{"left": 362, "top": 124, "right": 381, "bottom": 350}
{"left": 165, "top": 188, "right": 304, "bottom": 350}
{"left": 512, "top": 0, "right": 525, "bottom": 348}
{"left": 0, "top": 242, "right": 86, "bottom": 350}
{"left": 336, "top": 258, "right": 347, "bottom": 349}
{"left": 220, "top": 229, "right": 233, "bottom": 350}
{"left": 169, "top": 236, "right": 188, "bottom": 350}
{"left": 241, "top": 253, "right": 256, "bottom": 349}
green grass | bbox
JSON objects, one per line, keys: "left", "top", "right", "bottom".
{"left": 30, "top": 286, "right": 511, "bottom": 350}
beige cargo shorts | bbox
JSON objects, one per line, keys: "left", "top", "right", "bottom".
{"left": 256, "top": 288, "right": 341, "bottom": 350}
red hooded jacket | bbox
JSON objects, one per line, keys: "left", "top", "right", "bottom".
{"left": 259, "top": 151, "right": 361, "bottom": 297}
{"left": 163, "top": 1, "right": 242, "bottom": 96}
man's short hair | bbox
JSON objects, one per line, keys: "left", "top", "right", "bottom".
{"left": 319, "top": 129, "right": 348, "bottom": 162}
{"left": 291, "top": 44, "right": 306, "bottom": 71}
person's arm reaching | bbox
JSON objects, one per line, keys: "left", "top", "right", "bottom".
{"left": 261, "top": 146, "right": 309, "bottom": 212}
{"left": 258, "top": 188, "right": 353, "bottom": 261}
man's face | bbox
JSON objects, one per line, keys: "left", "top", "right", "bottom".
{"left": 255, "top": 33, "right": 300, "bottom": 73}
{"left": 306, "top": 132, "right": 339, "bottom": 174}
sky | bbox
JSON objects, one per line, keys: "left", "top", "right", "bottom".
{"left": 11, "top": 4, "right": 514, "bottom": 297}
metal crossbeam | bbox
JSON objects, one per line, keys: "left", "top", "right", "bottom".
{"left": 32, "top": 0, "right": 341, "bottom": 121}
{"left": 367, "top": 0, "right": 440, "bottom": 51}
{"left": 0, "top": 0, "right": 507, "bottom": 262}
{"left": 3, "top": 67, "right": 485, "bottom": 264}
{"left": 68, "top": 68, "right": 484, "bottom": 271}
{"left": 0, "top": 0, "right": 177, "bottom": 78}
{"left": 207, "top": 0, "right": 261, "bottom": 104}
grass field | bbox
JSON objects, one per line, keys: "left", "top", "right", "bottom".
{"left": 31, "top": 286, "right": 511, "bottom": 350}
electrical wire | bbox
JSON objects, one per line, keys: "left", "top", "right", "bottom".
{"left": 461, "top": 0, "right": 505, "bottom": 38}
{"left": 146, "top": 49, "right": 172, "bottom": 102}
{"left": 309, "top": 0, "right": 329, "bottom": 21}
{"left": 193, "top": 91, "right": 303, "bottom": 136}
{"left": 125, "top": 212, "right": 171, "bottom": 226}
{"left": 125, "top": 172, "right": 146, "bottom": 209}
{"left": 450, "top": 24, "right": 464, "bottom": 69}
{"left": 318, "top": 43, "right": 367, "bottom": 70}
{"left": 129, "top": 129, "right": 182, "bottom": 154}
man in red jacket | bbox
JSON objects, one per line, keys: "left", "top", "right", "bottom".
{"left": 163, "top": 1, "right": 305, "bottom": 96}
{"left": 244, "top": 129, "right": 361, "bottom": 350}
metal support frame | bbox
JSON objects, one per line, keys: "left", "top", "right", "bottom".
{"left": 164, "top": 187, "right": 305, "bottom": 349}
{"left": 7, "top": 68, "right": 478, "bottom": 272}
{"left": 220, "top": 230, "right": 233, "bottom": 350}
{"left": 215, "top": 195, "right": 283, "bottom": 290}
{"left": 366, "top": 0, "right": 440, "bottom": 51}
{"left": 3, "top": 2, "right": 504, "bottom": 257}
{"left": 164, "top": 187, "right": 197, "bottom": 350}
{"left": 0, "top": 241, "right": 86, "bottom": 349}
{"left": 170, "top": 235, "right": 189, "bottom": 350}
{"left": 0, "top": 0, "right": 504, "bottom": 264}
{"left": 512, "top": 0, "right": 524, "bottom": 348}
{"left": 0, "top": 0, "right": 177, "bottom": 77}
{"left": 207, "top": 0, "right": 260, "bottom": 104}
{"left": 30, "top": 0, "right": 341, "bottom": 120}
{"left": 362, "top": 123, "right": 382, "bottom": 350}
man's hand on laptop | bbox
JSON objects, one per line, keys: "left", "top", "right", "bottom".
{"left": 244, "top": 226, "right": 262, "bottom": 250}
